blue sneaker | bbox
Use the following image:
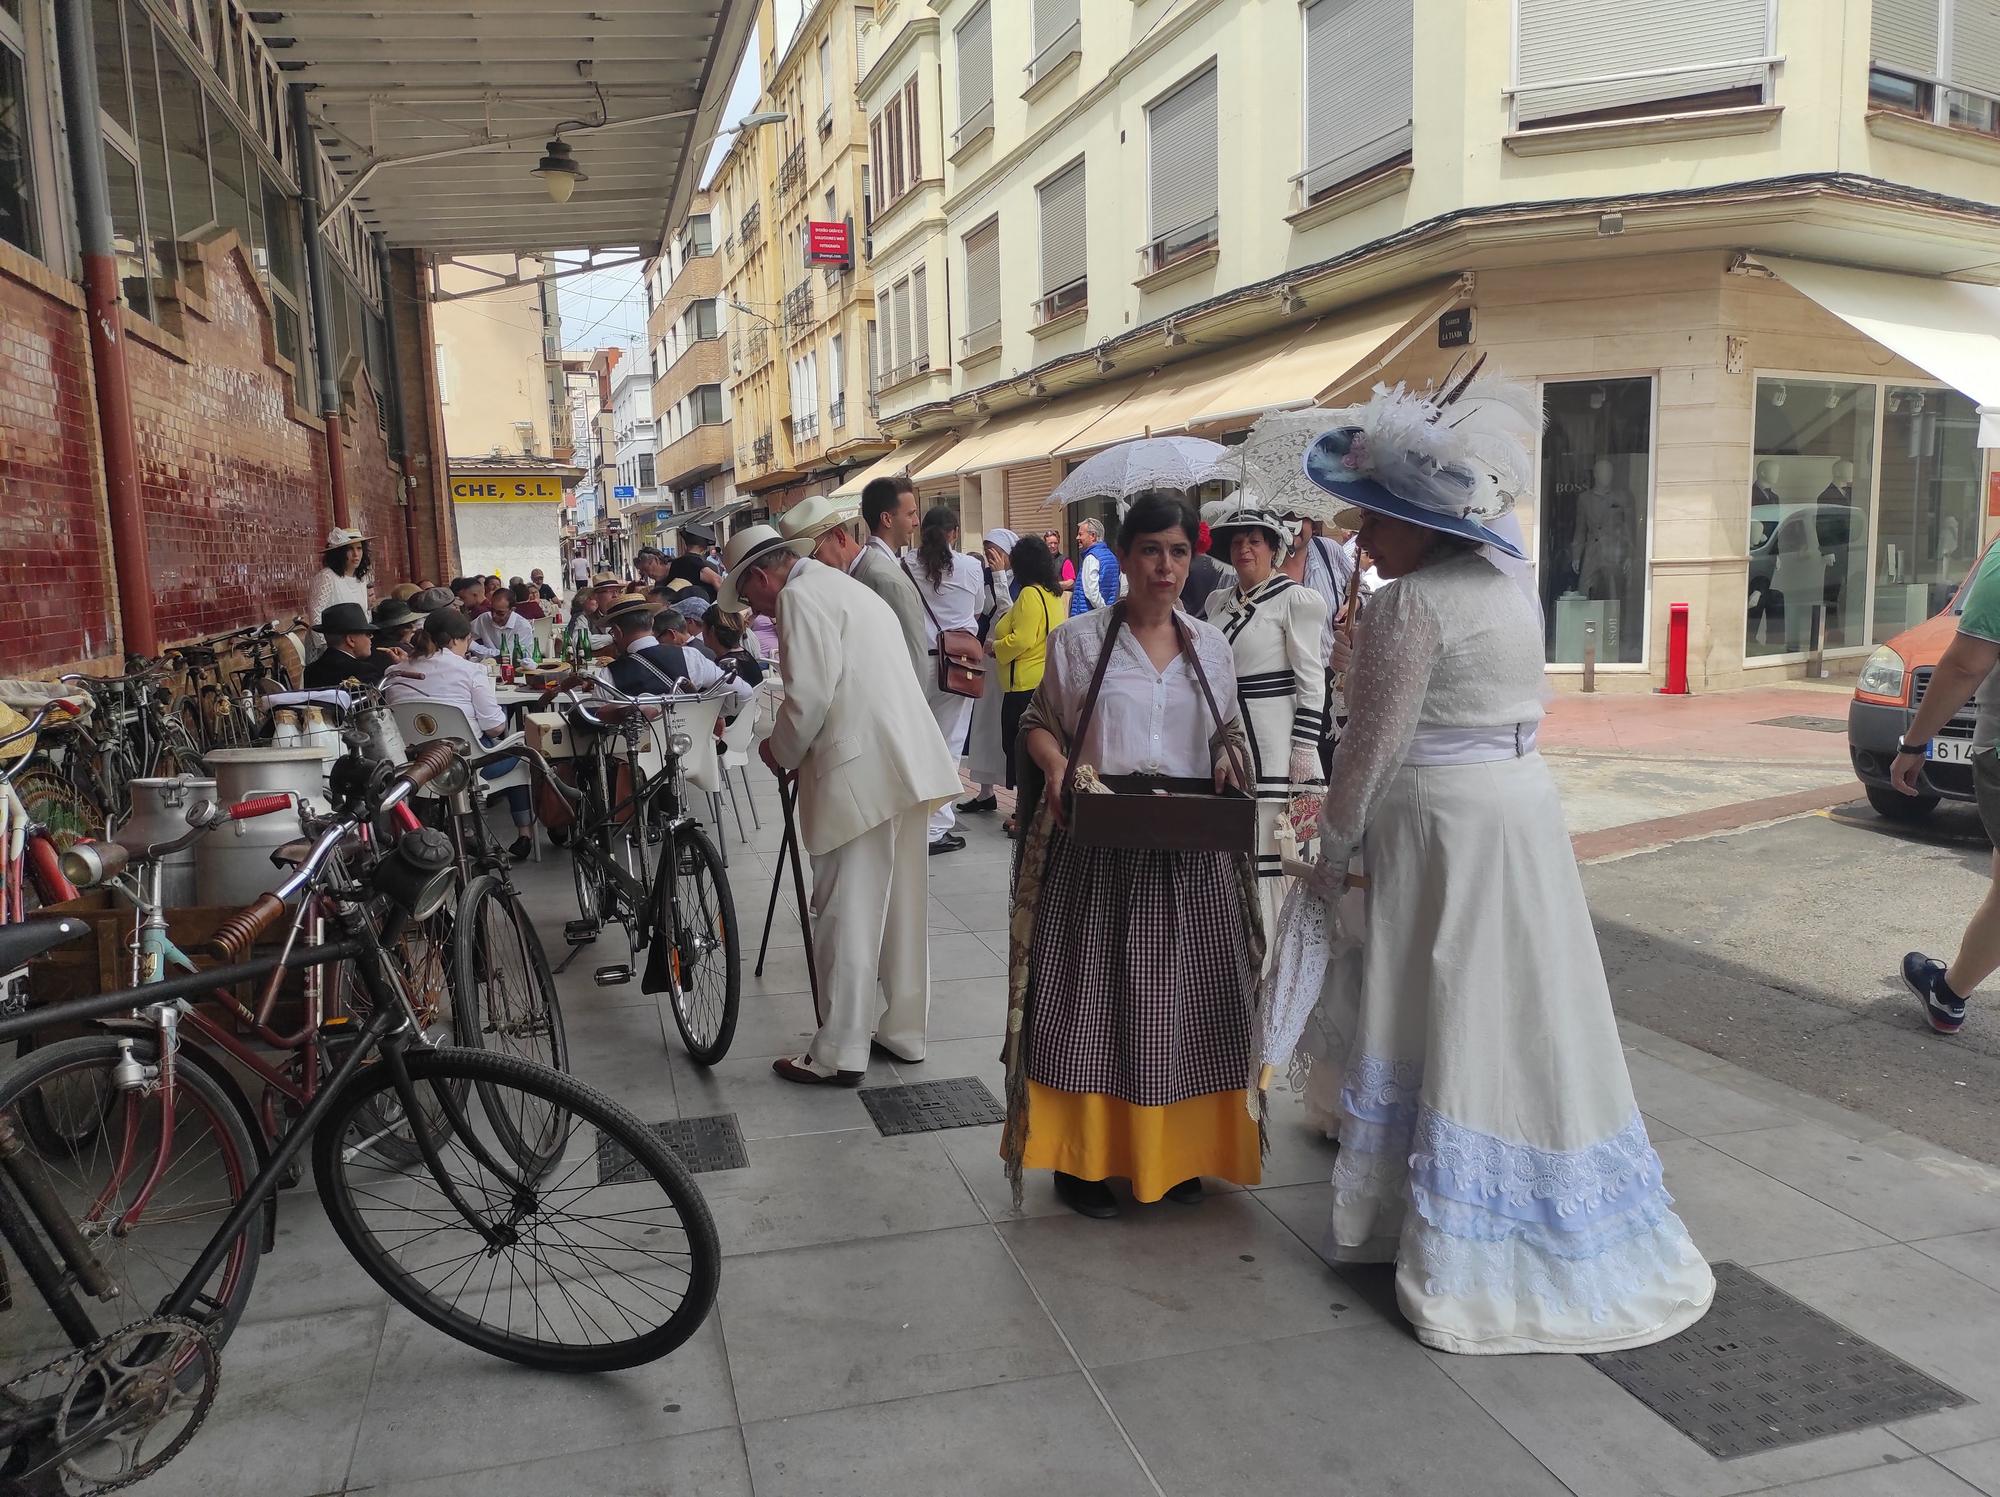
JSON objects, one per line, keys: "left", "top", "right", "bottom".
{"left": 1903, "top": 953, "right": 1967, "bottom": 1035}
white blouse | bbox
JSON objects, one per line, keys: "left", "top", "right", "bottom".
{"left": 1039, "top": 607, "right": 1239, "bottom": 778}
{"left": 304, "top": 568, "right": 368, "bottom": 628}
{"left": 906, "top": 550, "right": 984, "bottom": 643}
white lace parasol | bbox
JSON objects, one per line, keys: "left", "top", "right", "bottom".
{"left": 1192, "top": 409, "right": 1347, "bottom": 524}
{"left": 1049, "top": 435, "right": 1228, "bottom": 510}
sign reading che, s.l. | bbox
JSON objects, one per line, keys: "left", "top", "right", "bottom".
{"left": 450, "top": 475, "right": 564, "bottom": 504}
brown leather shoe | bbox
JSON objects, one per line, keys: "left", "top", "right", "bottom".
{"left": 772, "top": 1054, "right": 865, "bottom": 1087}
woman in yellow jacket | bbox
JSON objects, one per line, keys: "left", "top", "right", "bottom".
{"left": 993, "top": 534, "right": 1066, "bottom": 833}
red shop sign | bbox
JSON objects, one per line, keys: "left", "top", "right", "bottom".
{"left": 806, "top": 220, "right": 851, "bottom": 266}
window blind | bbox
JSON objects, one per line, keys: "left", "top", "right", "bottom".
{"left": 1147, "top": 66, "right": 1218, "bottom": 241}
{"left": 964, "top": 219, "right": 1001, "bottom": 331}
{"left": 1303, "top": 0, "right": 1413, "bottom": 198}
{"left": 1038, "top": 160, "right": 1086, "bottom": 294}
{"left": 1957, "top": 0, "right": 2000, "bottom": 96}
{"left": 856, "top": 8, "right": 871, "bottom": 74}
{"left": 1034, "top": 0, "right": 1080, "bottom": 56}
{"left": 910, "top": 265, "right": 930, "bottom": 364}
{"left": 1871, "top": 0, "right": 1939, "bottom": 74}
{"left": 1515, "top": 0, "right": 1771, "bottom": 122}
{"left": 957, "top": 3, "right": 993, "bottom": 123}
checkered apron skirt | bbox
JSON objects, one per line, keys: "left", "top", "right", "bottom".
{"left": 1025, "top": 827, "right": 1257, "bottom": 1106}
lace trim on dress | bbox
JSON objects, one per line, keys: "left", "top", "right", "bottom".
{"left": 1340, "top": 1054, "right": 1424, "bottom": 1123}
{"left": 1409, "top": 1110, "right": 1667, "bottom": 1233}
{"left": 1407, "top": 1209, "right": 1707, "bottom": 1324}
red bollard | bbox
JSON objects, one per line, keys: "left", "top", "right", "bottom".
{"left": 1661, "top": 602, "right": 1691, "bottom": 695}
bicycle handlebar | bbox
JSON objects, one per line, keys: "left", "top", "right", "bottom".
{"left": 201, "top": 892, "right": 288, "bottom": 963}
{"left": 227, "top": 793, "right": 294, "bottom": 822}
{"left": 0, "top": 696, "right": 88, "bottom": 757}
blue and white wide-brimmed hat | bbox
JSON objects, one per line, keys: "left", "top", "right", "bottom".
{"left": 1301, "top": 364, "right": 1538, "bottom": 561}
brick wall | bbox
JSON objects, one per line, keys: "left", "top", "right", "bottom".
{"left": 0, "top": 249, "right": 118, "bottom": 673}
{"left": 344, "top": 370, "right": 409, "bottom": 590}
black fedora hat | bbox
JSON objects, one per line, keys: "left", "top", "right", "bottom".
{"left": 320, "top": 602, "right": 374, "bottom": 636}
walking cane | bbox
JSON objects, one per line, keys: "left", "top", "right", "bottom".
{"left": 755, "top": 768, "right": 824, "bottom": 1025}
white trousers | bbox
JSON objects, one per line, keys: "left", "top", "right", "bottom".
{"left": 807, "top": 806, "right": 931, "bottom": 1072}
{"left": 922, "top": 675, "right": 976, "bottom": 841}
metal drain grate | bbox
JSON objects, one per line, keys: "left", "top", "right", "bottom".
{"left": 1754, "top": 715, "right": 1847, "bottom": 734}
{"left": 860, "top": 1076, "right": 1005, "bottom": 1135}
{"left": 1587, "top": 1261, "right": 1968, "bottom": 1458}
{"left": 596, "top": 1114, "right": 749, "bottom": 1184}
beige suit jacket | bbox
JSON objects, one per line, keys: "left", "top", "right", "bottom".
{"left": 768, "top": 559, "right": 962, "bottom": 855}
{"left": 849, "top": 544, "right": 929, "bottom": 677}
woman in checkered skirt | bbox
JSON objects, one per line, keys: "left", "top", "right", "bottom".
{"left": 1000, "top": 496, "right": 1265, "bottom": 1220}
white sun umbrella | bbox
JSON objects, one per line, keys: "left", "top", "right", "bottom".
{"left": 1193, "top": 409, "right": 1353, "bottom": 523}
{"left": 1048, "top": 435, "right": 1229, "bottom": 512}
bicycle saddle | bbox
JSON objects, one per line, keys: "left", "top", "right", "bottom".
{"left": 0, "top": 916, "right": 91, "bottom": 970}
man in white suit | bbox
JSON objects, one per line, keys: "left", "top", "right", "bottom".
{"left": 722, "top": 525, "right": 962, "bottom": 1086}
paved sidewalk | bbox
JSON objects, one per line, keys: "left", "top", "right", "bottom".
{"left": 139, "top": 777, "right": 2000, "bottom": 1497}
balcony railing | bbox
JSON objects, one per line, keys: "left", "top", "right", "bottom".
{"left": 952, "top": 99, "right": 995, "bottom": 151}
{"left": 1026, "top": 20, "right": 1081, "bottom": 86}
{"left": 752, "top": 433, "right": 774, "bottom": 466}
{"left": 873, "top": 355, "right": 932, "bottom": 393}
{"left": 747, "top": 327, "right": 770, "bottom": 367}
{"left": 782, "top": 280, "right": 814, "bottom": 342}
{"left": 777, "top": 142, "right": 808, "bottom": 200}
{"left": 721, "top": 233, "right": 736, "bottom": 260}
{"left": 739, "top": 202, "right": 762, "bottom": 249}
{"left": 1034, "top": 278, "right": 1088, "bottom": 327}
{"left": 1139, "top": 215, "right": 1219, "bottom": 278}
{"left": 959, "top": 321, "right": 1001, "bottom": 360}
{"left": 829, "top": 394, "right": 846, "bottom": 429}
{"left": 792, "top": 412, "right": 820, "bottom": 444}
{"left": 818, "top": 103, "right": 834, "bottom": 137}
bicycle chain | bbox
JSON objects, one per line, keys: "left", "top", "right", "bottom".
{"left": 2, "top": 1315, "right": 221, "bottom": 1495}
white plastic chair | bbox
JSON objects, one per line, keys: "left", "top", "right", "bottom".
{"left": 388, "top": 699, "right": 539, "bottom": 860}
{"left": 718, "top": 700, "right": 761, "bottom": 843}
{"left": 532, "top": 617, "right": 558, "bottom": 659}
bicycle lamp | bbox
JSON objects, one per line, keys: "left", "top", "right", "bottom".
{"left": 669, "top": 728, "right": 695, "bottom": 758}
{"left": 373, "top": 828, "right": 457, "bottom": 921}
{"left": 61, "top": 839, "right": 129, "bottom": 889}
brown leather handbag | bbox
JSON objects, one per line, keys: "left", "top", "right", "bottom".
{"left": 1062, "top": 604, "right": 1256, "bottom": 854}
{"left": 904, "top": 559, "right": 987, "bottom": 699}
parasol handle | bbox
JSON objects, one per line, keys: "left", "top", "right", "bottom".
{"left": 1333, "top": 546, "right": 1367, "bottom": 696}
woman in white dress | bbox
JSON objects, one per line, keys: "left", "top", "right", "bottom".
{"left": 1202, "top": 503, "right": 1326, "bottom": 954}
{"left": 305, "top": 526, "right": 372, "bottom": 634}
{"left": 959, "top": 528, "right": 1018, "bottom": 816}
{"left": 1267, "top": 375, "right": 1712, "bottom": 1355}
{"left": 906, "top": 507, "right": 986, "bottom": 854}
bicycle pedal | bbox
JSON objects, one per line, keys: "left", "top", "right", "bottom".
{"left": 564, "top": 918, "right": 601, "bottom": 946}
{"left": 593, "top": 964, "right": 634, "bottom": 987}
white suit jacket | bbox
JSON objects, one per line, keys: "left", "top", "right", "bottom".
{"left": 769, "top": 558, "right": 962, "bottom": 856}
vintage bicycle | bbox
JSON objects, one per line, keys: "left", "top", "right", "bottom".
{"left": 0, "top": 740, "right": 720, "bottom": 1494}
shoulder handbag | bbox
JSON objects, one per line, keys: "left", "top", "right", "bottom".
{"left": 902, "top": 559, "right": 986, "bottom": 699}
{"left": 1061, "top": 604, "right": 1256, "bottom": 854}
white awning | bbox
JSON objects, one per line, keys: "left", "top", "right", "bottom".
{"left": 1760, "top": 256, "right": 2000, "bottom": 447}
{"left": 832, "top": 438, "right": 956, "bottom": 500}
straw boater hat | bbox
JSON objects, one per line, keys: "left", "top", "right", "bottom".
{"left": 716, "top": 524, "right": 809, "bottom": 612}
{"left": 599, "top": 592, "right": 658, "bottom": 633}
{"left": 777, "top": 495, "right": 858, "bottom": 546}
{"left": 1301, "top": 362, "right": 1536, "bottom": 560}
{"left": 325, "top": 526, "right": 369, "bottom": 548}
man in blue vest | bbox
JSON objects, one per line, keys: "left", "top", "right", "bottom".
{"left": 1069, "top": 516, "right": 1120, "bottom": 617}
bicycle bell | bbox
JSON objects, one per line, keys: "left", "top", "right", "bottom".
{"left": 372, "top": 827, "right": 456, "bottom": 921}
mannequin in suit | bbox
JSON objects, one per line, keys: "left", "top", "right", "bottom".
{"left": 726, "top": 529, "right": 963, "bottom": 1087}
{"left": 1818, "top": 458, "right": 1857, "bottom": 506}
{"left": 1570, "top": 456, "right": 1637, "bottom": 653}
{"left": 1751, "top": 460, "right": 1783, "bottom": 509}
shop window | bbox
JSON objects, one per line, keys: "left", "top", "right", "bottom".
{"left": 155, "top": 38, "right": 215, "bottom": 239}
{"left": 1745, "top": 379, "right": 1875, "bottom": 659}
{"left": 206, "top": 106, "right": 253, "bottom": 252}
{"left": 1539, "top": 377, "right": 1652, "bottom": 666}
{"left": 0, "top": 13, "right": 39, "bottom": 258}
{"left": 92, "top": 0, "right": 130, "bottom": 135}
{"left": 1873, "top": 386, "right": 1984, "bottom": 642}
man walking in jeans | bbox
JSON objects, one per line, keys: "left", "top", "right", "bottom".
{"left": 1897, "top": 541, "right": 2000, "bottom": 1035}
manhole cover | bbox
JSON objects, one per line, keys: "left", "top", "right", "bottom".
{"left": 1754, "top": 715, "right": 1847, "bottom": 734}
{"left": 1587, "top": 1262, "right": 1968, "bottom": 1458}
{"left": 596, "top": 1114, "right": 749, "bottom": 1183}
{"left": 859, "top": 1076, "right": 1004, "bottom": 1135}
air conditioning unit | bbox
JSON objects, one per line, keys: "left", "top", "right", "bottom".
{"left": 542, "top": 333, "right": 561, "bottom": 361}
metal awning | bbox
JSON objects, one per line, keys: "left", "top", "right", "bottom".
{"left": 1756, "top": 256, "right": 2000, "bottom": 447}
{"left": 261, "top": 0, "right": 757, "bottom": 255}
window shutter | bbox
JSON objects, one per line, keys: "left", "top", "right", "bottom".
{"left": 1515, "top": 0, "right": 1771, "bottom": 122}
{"left": 1034, "top": 0, "right": 1079, "bottom": 53}
{"left": 964, "top": 220, "right": 1001, "bottom": 332}
{"left": 856, "top": 7, "right": 871, "bottom": 73}
{"left": 911, "top": 265, "right": 930, "bottom": 365}
{"left": 957, "top": 3, "right": 993, "bottom": 121}
{"left": 892, "top": 277, "right": 912, "bottom": 372}
{"left": 1038, "top": 160, "right": 1087, "bottom": 294}
{"left": 1871, "top": 0, "right": 1940, "bottom": 75}
{"left": 829, "top": 333, "right": 845, "bottom": 397}
{"left": 871, "top": 116, "right": 884, "bottom": 191}
{"left": 1956, "top": 1, "right": 2000, "bottom": 95}
{"left": 1147, "top": 67, "right": 1218, "bottom": 240}
{"left": 1303, "top": 0, "right": 1412, "bottom": 198}
{"left": 905, "top": 77, "right": 921, "bottom": 178}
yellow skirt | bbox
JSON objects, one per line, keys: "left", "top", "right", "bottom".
{"left": 1017, "top": 1080, "right": 1262, "bottom": 1203}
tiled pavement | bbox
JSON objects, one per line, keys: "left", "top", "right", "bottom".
{"left": 139, "top": 777, "right": 2000, "bottom": 1497}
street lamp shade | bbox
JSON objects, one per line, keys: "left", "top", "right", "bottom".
{"left": 735, "top": 111, "right": 789, "bottom": 129}
{"left": 531, "top": 138, "right": 588, "bottom": 204}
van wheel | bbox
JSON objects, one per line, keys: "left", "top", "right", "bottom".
{"left": 1868, "top": 786, "right": 1939, "bottom": 822}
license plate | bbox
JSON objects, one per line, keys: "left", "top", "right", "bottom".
{"left": 1928, "top": 738, "right": 1976, "bottom": 764}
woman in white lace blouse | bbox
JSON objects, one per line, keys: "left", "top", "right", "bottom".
{"left": 1266, "top": 377, "right": 1712, "bottom": 1355}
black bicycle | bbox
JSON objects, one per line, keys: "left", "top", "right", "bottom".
{"left": 559, "top": 680, "right": 740, "bottom": 1065}
{"left": 0, "top": 742, "right": 719, "bottom": 1494}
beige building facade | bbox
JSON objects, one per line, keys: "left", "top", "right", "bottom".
{"left": 853, "top": 0, "right": 2000, "bottom": 692}
{"left": 714, "top": 0, "right": 893, "bottom": 520}
{"left": 648, "top": 193, "right": 740, "bottom": 547}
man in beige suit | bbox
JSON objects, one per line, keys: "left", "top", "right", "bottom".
{"left": 723, "top": 525, "right": 962, "bottom": 1086}
{"left": 780, "top": 489, "right": 928, "bottom": 676}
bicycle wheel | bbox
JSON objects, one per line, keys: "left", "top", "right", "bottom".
{"left": 338, "top": 903, "right": 464, "bottom": 1167}
{"left": 658, "top": 825, "right": 740, "bottom": 1066}
{"left": 0, "top": 1036, "right": 263, "bottom": 1378}
{"left": 453, "top": 876, "right": 570, "bottom": 1161}
{"left": 313, "top": 1048, "right": 719, "bottom": 1373}
{"left": 571, "top": 834, "right": 606, "bottom": 931}
{"left": 11, "top": 765, "right": 103, "bottom": 850}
